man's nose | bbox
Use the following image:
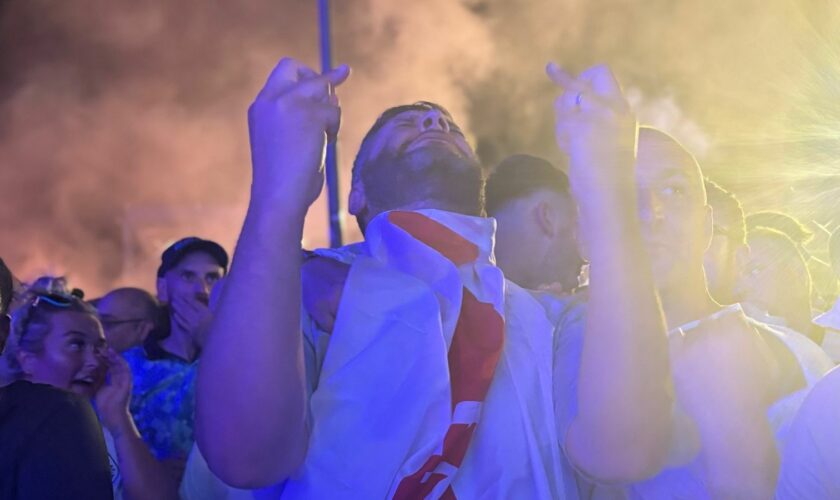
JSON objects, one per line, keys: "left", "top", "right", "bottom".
{"left": 195, "top": 280, "right": 212, "bottom": 296}
{"left": 638, "top": 191, "right": 665, "bottom": 224}
{"left": 420, "top": 109, "right": 449, "bottom": 132}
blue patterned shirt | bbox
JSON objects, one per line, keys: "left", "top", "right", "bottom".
{"left": 123, "top": 345, "right": 197, "bottom": 460}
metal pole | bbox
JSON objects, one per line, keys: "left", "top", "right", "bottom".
{"left": 318, "top": 0, "right": 343, "bottom": 248}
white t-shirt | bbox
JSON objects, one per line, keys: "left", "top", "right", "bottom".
{"left": 102, "top": 428, "right": 123, "bottom": 500}
{"left": 278, "top": 211, "right": 576, "bottom": 498}
{"left": 814, "top": 297, "right": 840, "bottom": 363}
{"left": 776, "top": 366, "right": 840, "bottom": 499}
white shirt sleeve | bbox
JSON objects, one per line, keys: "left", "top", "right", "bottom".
{"left": 776, "top": 366, "right": 840, "bottom": 499}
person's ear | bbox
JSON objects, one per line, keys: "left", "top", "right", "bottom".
{"left": 348, "top": 182, "right": 367, "bottom": 217}
{"left": 137, "top": 320, "right": 154, "bottom": 343}
{"left": 16, "top": 350, "right": 36, "bottom": 377}
{"left": 156, "top": 278, "right": 169, "bottom": 304}
{"left": 534, "top": 197, "right": 561, "bottom": 238}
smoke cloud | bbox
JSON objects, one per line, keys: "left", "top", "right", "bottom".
{"left": 0, "top": 0, "right": 493, "bottom": 295}
{"left": 2, "top": 0, "right": 839, "bottom": 294}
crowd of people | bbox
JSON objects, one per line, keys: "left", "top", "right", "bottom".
{"left": 2, "top": 56, "right": 840, "bottom": 499}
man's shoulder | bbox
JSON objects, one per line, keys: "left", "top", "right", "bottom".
{"left": 802, "top": 365, "right": 840, "bottom": 410}
{"left": 306, "top": 242, "right": 368, "bottom": 265}
{"left": 123, "top": 344, "right": 194, "bottom": 394}
{"left": 301, "top": 243, "right": 368, "bottom": 333}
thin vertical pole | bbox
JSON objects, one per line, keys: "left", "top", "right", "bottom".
{"left": 318, "top": 0, "right": 343, "bottom": 247}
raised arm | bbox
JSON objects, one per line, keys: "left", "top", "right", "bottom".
{"left": 548, "top": 63, "right": 673, "bottom": 482}
{"left": 195, "top": 57, "right": 349, "bottom": 488}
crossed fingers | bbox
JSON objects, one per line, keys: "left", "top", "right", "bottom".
{"left": 545, "top": 62, "right": 627, "bottom": 114}
{"left": 259, "top": 57, "right": 350, "bottom": 102}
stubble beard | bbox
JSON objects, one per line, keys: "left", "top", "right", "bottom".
{"left": 360, "top": 144, "right": 484, "bottom": 217}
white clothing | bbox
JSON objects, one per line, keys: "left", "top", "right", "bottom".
{"left": 814, "top": 297, "right": 840, "bottom": 363}
{"left": 740, "top": 305, "right": 834, "bottom": 444}
{"left": 618, "top": 304, "right": 831, "bottom": 499}
{"left": 102, "top": 427, "right": 124, "bottom": 500}
{"left": 276, "top": 210, "right": 572, "bottom": 499}
{"left": 776, "top": 366, "right": 840, "bottom": 499}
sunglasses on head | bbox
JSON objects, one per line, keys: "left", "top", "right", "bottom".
{"left": 31, "top": 293, "right": 74, "bottom": 309}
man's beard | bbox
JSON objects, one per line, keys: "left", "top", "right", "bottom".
{"left": 360, "top": 143, "right": 484, "bottom": 217}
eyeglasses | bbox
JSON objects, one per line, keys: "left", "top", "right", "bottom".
{"left": 100, "top": 317, "right": 147, "bottom": 327}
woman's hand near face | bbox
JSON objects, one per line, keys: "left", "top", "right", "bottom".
{"left": 95, "top": 348, "right": 180, "bottom": 499}
{"left": 94, "top": 349, "right": 134, "bottom": 436}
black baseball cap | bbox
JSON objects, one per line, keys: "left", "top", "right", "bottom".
{"left": 157, "top": 237, "right": 229, "bottom": 278}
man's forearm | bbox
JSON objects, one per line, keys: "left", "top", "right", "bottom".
{"left": 569, "top": 192, "right": 672, "bottom": 482}
{"left": 196, "top": 201, "right": 309, "bottom": 487}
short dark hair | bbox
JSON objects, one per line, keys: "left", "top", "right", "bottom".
{"left": 0, "top": 258, "right": 12, "bottom": 316}
{"left": 746, "top": 211, "right": 813, "bottom": 246}
{"left": 351, "top": 101, "right": 454, "bottom": 184}
{"left": 484, "top": 154, "right": 570, "bottom": 216}
{"left": 705, "top": 179, "right": 746, "bottom": 245}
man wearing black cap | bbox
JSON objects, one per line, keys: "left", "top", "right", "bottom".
{"left": 155, "top": 237, "right": 228, "bottom": 362}
{"left": 123, "top": 237, "right": 228, "bottom": 465}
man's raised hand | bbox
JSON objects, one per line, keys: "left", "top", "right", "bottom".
{"left": 248, "top": 57, "right": 350, "bottom": 213}
{"left": 546, "top": 63, "right": 637, "bottom": 194}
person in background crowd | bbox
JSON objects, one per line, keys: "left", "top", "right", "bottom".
{"left": 0, "top": 258, "right": 13, "bottom": 352}
{"left": 703, "top": 179, "right": 748, "bottom": 305}
{"left": 746, "top": 211, "right": 813, "bottom": 246}
{"left": 486, "top": 154, "right": 584, "bottom": 294}
{"left": 559, "top": 126, "right": 784, "bottom": 498}
{"left": 732, "top": 227, "right": 834, "bottom": 438}
{"left": 746, "top": 210, "right": 837, "bottom": 312}
{"left": 152, "top": 237, "right": 227, "bottom": 363}
{"left": 735, "top": 228, "right": 824, "bottom": 344}
{"left": 0, "top": 288, "right": 177, "bottom": 500}
{"left": 123, "top": 237, "right": 227, "bottom": 467}
{"left": 197, "top": 58, "right": 673, "bottom": 497}
{"left": 97, "top": 287, "right": 160, "bottom": 353}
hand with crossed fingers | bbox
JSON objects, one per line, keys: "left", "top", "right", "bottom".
{"left": 546, "top": 63, "right": 638, "bottom": 205}
{"left": 248, "top": 58, "right": 350, "bottom": 213}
